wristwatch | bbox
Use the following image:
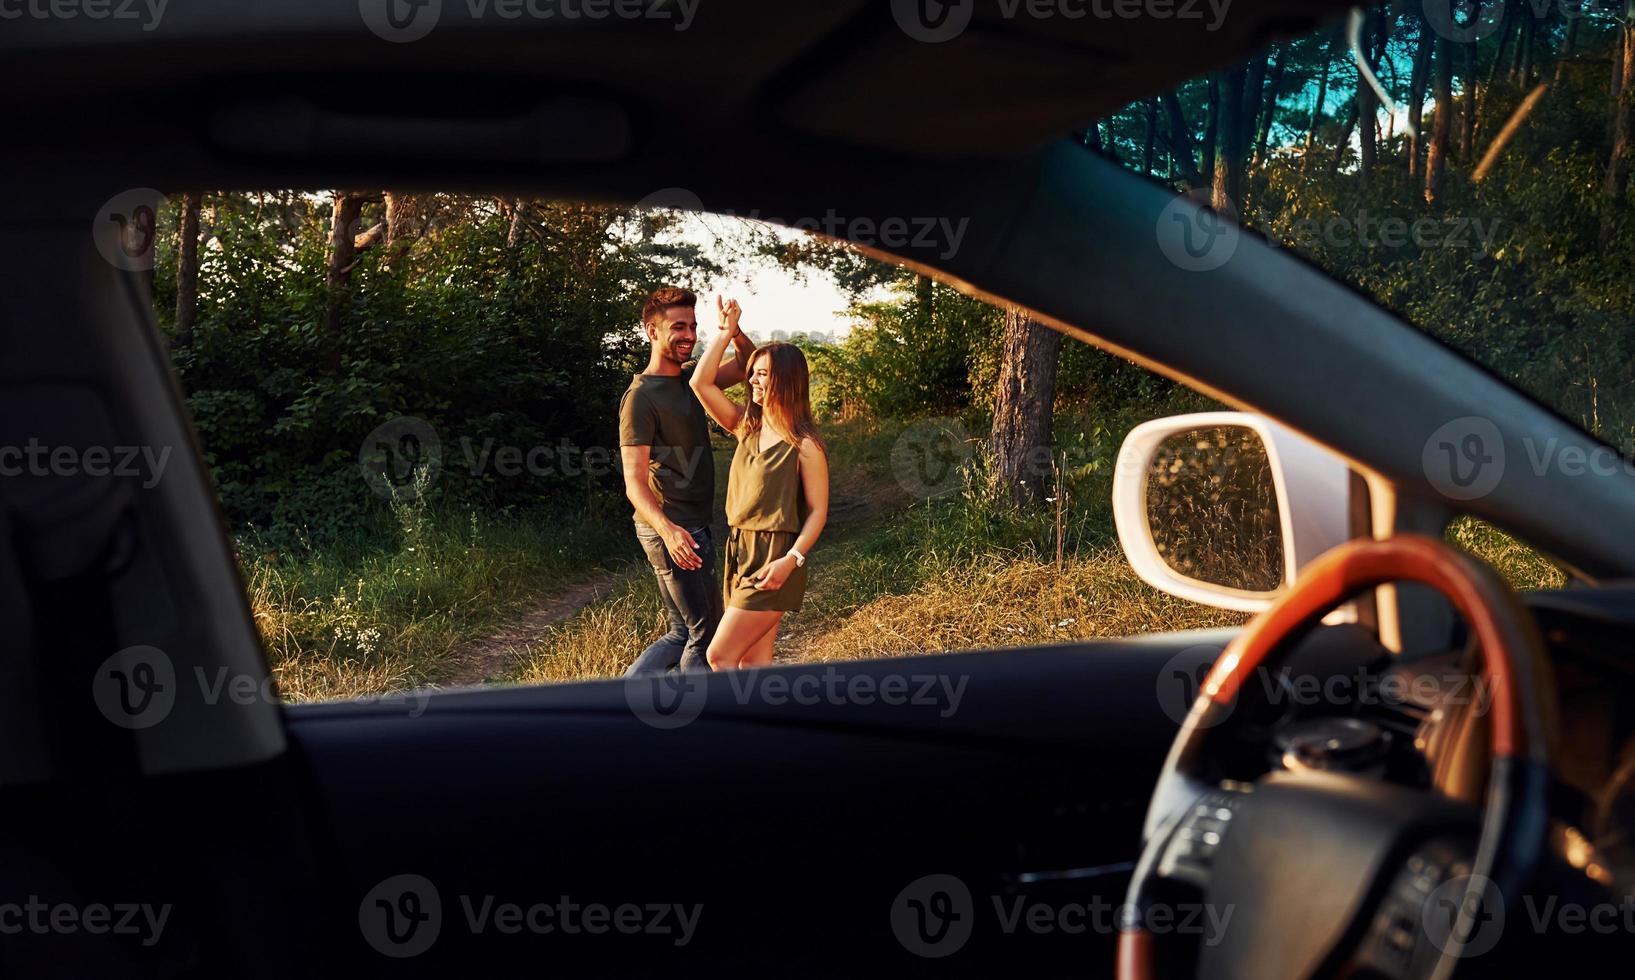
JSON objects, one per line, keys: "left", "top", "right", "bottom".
{"left": 787, "top": 548, "right": 806, "bottom": 567}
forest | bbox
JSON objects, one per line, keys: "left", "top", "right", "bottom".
{"left": 144, "top": 1, "right": 1627, "bottom": 699}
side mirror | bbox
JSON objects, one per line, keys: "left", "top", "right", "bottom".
{"left": 1113, "top": 413, "right": 1353, "bottom": 612}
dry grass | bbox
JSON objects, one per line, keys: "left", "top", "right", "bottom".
{"left": 796, "top": 546, "right": 1241, "bottom": 662}
{"left": 513, "top": 575, "right": 671, "bottom": 684}
{"left": 507, "top": 544, "right": 1241, "bottom": 678}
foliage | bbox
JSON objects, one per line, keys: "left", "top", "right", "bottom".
{"left": 153, "top": 193, "right": 690, "bottom": 543}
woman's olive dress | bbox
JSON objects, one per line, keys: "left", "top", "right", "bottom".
{"left": 723, "top": 431, "right": 808, "bottom": 612}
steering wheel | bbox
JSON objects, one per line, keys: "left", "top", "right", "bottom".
{"left": 1117, "top": 534, "right": 1557, "bottom": 980}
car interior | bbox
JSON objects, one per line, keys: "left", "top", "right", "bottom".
{"left": 6, "top": 1, "right": 1635, "bottom": 977}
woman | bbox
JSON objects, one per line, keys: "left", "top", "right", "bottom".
{"left": 689, "top": 297, "right": 829, "bottom": 670}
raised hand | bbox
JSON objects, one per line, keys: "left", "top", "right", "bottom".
{"left": 716, "top": 295, "right": 742, "bottom": 336}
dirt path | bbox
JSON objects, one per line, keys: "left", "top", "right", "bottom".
{"left": 438, "top": 465, "right": 905, "bottom": 685}
{"left": 773, "top": 469, "right": 907, "bottom": 663}
{"left": 438, "top": 568, "right": 629, "bottom": 688}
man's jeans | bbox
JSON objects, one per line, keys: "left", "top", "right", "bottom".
{"left": 625, "top": 522, "right": 722, "bottom": 675}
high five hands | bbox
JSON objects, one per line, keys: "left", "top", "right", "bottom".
{"left": 717, "top": 295, "right": 742, "bottom": 337}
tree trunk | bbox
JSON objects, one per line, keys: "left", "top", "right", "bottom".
{"left": 1142, "top": 98, "right": 1157, "bottom": 176}
{"left": 1357, "top": 14, "right": 1379, "bottom": 189}
{"left": 1303, "top": 33, "right": 1337, "bottom": 172}
{"left": 1510, "top": 4, "right": 1523, "bottom": 84}
{"left": 174, "top": 192, "right": 202, "bottom": 352}
{"left": 1252, "top": 46, "right": 1286, "bottom": 169}
{"left": 324, "top": 191, "right": 370, "bottom": 371}
{"left": 1426, "top": 36, "right": 1454, "bottom": 204}
{"left": 1162, "top": 91, "right": 1206, "bottom": 187}
{"left": 1332, "top": 101, "right": 1359, "bottom": 172}
{"left": 1203, "top": 77, "right": 1220, "bottom": 181}
{"left": 1085, "top": 123, "right": 1103, "bottom": 152}
{"left": 506, "top": 199, "right": 527, "bottom": 249}
{"left": 990, "top": 308, "right": 1064, "bottom": 506}
{"left": 1556, "top": 15, "right": 1580, "bottom": 83}
{"left": 915, "top": 274, "right": 934, "bottom": 322}
{"left": 1214, "top": 64, "right": 1247, "bottom": 209}
{"left": 1603, "top": 7, "right": 1635, "bottom": 246}
{"left": 1242, "top": 52, "right": 1269, "bottom": 166}
{"left": 1463, "top": 30, "right": 1481, "bottom": 156}
{"left": 1408, "top": 18, "right": 1434, "bottom": 176}
{"left": 1488, "top": 0, "right": 1516, "bottom": 89}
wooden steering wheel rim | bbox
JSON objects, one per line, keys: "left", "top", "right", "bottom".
{"left": 1117, "top": 533, "right": 1556, "bottom": 980}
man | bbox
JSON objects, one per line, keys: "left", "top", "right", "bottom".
{"left": 619, "top": 286, "right": 755, "bottom": 674}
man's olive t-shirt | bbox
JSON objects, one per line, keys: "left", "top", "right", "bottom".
{"left": 618, "top": 367, "right": 715, "bottom": 528}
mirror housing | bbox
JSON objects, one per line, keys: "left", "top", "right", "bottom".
{"left": 1113, "top": 412, "right": 1353, "bottom": 612}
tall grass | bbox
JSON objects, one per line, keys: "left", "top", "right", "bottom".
{"left": 1447, "top": 516, "right": 1569, "bottom": 591}
{"left": 244, "top": 491, "right": 633, "bottom": 701}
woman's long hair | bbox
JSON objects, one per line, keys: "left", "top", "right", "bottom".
{"left": 738, "top": 342, "right": 825, "bottom": 453}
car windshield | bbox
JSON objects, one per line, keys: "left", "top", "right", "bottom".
{"left": 1087, "top": 5, "right": 1635, "bottom": 452}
